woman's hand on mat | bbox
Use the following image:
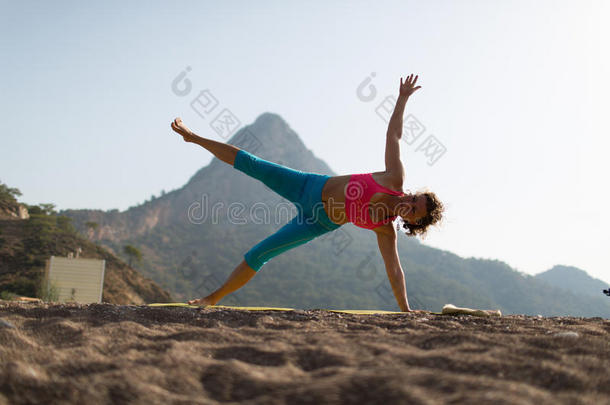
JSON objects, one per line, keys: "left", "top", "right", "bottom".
{"left": 399, "top": 74, "right": 421, "bottom": 98}
{"left": 171, "top": 117, "right": 196, "bottom": 142}
{"left": 406, "top": 308, "right": 429, "bottom": 314}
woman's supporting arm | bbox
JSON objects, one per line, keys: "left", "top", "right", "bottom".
{"left": 375, "top": 225, "right": 412, "bottom": 312}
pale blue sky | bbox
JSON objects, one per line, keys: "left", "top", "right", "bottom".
{"left": 2, "top": 1, "right": 609, "bottom": 284}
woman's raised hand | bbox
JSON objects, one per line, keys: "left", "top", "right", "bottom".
{"left": 399, "top": 74, "right": 421, "bottom": 98}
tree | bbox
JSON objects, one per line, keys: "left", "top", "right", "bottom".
{"left": 0, "top": 182, "right": 22, "bottom": 203}
{"left": 123, "top": 244, "right": 143, "bottom": 267}
{"left": 56, "top": 215, "right": 75, "bottom": 233}
{"left": 85, "top": 221, "right": 99, "bottom": 230}
{"left": 38, "top": 203, "right": 57, "bottom": 215}
{"left": 24, "top": 203, "right": 57, "bottom": 216}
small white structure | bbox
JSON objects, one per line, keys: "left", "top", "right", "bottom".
{"left": 44, "top": 256, "right": 106, "bottom": 303}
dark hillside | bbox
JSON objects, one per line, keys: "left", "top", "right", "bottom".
{"left": 0, "top": 183, "right": 172, "bottom": 304}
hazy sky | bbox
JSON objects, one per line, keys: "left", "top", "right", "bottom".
{"left": 2, "top": 1, "right": 609, "bottom": 284}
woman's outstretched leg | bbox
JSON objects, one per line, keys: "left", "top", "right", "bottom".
{"left": 188, "top": 213, "right": 334, "bottom": 306}
{"left": 171, "top": 117, "right": 240, "bottom": 165}
{"left": 188, "top": 260, "right": 257, "bottom": 306}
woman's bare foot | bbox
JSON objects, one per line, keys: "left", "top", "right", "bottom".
{"left": 171, "top": 117, "right": 196, "bottom": 142}
{"left": 187, "top": 297, "right": 214, "bottom": 306}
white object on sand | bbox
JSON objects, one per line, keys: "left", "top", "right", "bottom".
{"left": 442, "top": 304, "right": 502, "bottom": 317}
{"left": 553, "top": 331, "right": 579, "bottom": 338}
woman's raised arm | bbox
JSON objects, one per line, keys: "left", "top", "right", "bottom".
{"left": 385, "top": 74, "right": 421, "bottom": 180}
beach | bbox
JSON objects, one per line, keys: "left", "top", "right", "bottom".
{"left": 0, "top": 302, "right": 608, "bottom": 404}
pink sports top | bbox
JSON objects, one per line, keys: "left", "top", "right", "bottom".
{"left": 344, "top": 173, "right": 405, "bottom": 230}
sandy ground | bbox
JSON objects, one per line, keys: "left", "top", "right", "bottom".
{"left": 0, "top": 302, "right": 608, "bottom": 405}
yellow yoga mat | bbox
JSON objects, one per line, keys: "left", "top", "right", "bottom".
{"left": 148, "top": 303, "right": 443, "bottom": 315}
{"left": 327, "top": 309, "right": 404, "bottom": 314}
{"left": 148, "top": 303, "right": 294, "bottom": 311}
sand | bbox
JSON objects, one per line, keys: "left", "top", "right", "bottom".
{"left": 0, "top": 302, "right": 608, "bottom": 405}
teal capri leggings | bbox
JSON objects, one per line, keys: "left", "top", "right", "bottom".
{"left": 233, "top": 149, "right": 343, "bottom": 271}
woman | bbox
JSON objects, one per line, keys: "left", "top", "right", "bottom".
{"left": 171, "top": 74, "right": 444, "bottom": 312}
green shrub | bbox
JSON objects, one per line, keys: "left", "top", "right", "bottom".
{"left": 0, "top": 291, "right": 17, "bottom": 300}
{"left": 4, "top": 277, "right": 37, "bottom": 297}
{"left": 38, "top": 279, "right": 60, "bottom": 302}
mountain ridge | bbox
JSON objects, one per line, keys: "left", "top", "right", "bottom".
{"left": 535, "top": 265, "right": 609, "bottom": 299}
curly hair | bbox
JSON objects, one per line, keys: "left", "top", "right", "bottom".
{"left": 400, "top": 190, "right": 444, "bottom": 239}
